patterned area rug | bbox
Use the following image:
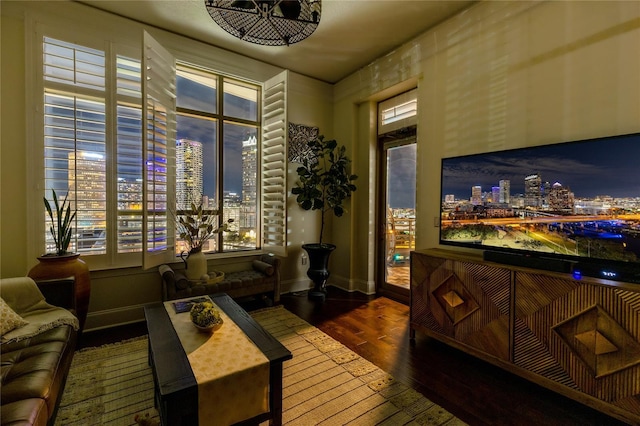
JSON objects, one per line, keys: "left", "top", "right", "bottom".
{"left": 56, "top": 306, "right": 466, "bottom": 426}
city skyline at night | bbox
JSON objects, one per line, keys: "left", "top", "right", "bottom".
{"left": 441, "top": 133, "right": 640, "bottom": 202}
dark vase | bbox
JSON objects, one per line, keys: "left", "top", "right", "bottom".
{"left": 302, "top": 243, "right": 336, "bottom": 301}
{"left": 28, "top": 253, "right": 91, "bottom": 332}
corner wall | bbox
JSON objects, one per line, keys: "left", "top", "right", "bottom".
{"left": 332, "top": 0, "right": 640, "bottom": 292}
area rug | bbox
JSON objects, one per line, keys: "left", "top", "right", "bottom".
{"left": 55, "top": 306, "right": 466, "bottom": 426}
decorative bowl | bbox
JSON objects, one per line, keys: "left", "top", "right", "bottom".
{"left": 193, "top": 319, "right": 223, "bottom": 333}
{"left": 190, "top": 301, "right": 223, "bottom": 333}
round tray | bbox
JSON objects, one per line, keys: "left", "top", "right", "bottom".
{"left": 206, "top": 270, "right": 225, "bottom": 284}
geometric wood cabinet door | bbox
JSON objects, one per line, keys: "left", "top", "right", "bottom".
{"left": 411, "top": 251, "right": 512, "bottom": 361}
{"left": 514, "top": 271, "right": 640, "bottom": 423}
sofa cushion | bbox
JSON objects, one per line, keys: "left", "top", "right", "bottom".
{"left": 0, "top": 399, "right": 48, "bottom": 426}
{"left": 1, "top": 297, "right": 28, "bottom": 336}
{"left": 1, "top": 325, "right": 76, "bottom": 424}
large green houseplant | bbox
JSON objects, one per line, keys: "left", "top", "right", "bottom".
{"left": 292, "top": 135, "right": 357, "bottom": 300}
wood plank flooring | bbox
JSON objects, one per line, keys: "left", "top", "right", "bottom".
{"left": 280, "top": 287, "right": 627, "bottom": 426}
{"left": 80, "top": 288, "right": 628, "bottom": 425}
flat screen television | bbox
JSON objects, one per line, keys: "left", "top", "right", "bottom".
{"left": 439, "top": 132, "right": 640, "bottom": 283}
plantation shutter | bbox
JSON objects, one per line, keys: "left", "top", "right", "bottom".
{"left": 42, "top": 37, "right": 107, "bottom": 255}
{"left": 142, "top": 31, "right": 176, "bottom": 269}
{"left": 261, "top": 71, "right": 288, "bottom": 256}
{"left": 115, "top": 55, "right": 144, "bottom": 255}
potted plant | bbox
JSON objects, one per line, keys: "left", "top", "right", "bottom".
{"left": 190, "top": 300, "right": 223, "bottom": 333}
{"left": 175, "top": 201, "right": 233, "bottom": 280}
{"left": 28, "top": 189, "right": 91, "bottom": 331}
{"left": 292, "top": 135, "right": 357, "bottom": 300}
{"left": 43, "top": 188, "right": 76, "bottom": 255}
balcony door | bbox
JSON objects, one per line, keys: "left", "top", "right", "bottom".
{"left": 377, "top": 126, "right": 416, "bottom": 302}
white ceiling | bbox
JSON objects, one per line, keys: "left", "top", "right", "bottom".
{"left": 78, "top": 0, "right": 476, "bottom": 84}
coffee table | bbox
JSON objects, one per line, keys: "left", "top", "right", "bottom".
{"left": 144, "top": 293, "right": 292, "bottom": 425}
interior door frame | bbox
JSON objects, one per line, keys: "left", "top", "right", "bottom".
{"left": 376, "top": 125, "right": 416, "bottom": 303}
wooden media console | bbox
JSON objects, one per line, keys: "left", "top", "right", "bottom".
{"left": 410, "top": 248, "right": 640, "bottom": 425}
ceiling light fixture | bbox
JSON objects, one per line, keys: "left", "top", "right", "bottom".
{"left": 205, "top": 0, "right": 321, "bottom": 46}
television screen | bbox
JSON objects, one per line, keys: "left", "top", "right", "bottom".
{"left": 439, "top": 132, "right": 640, "bottom": 280}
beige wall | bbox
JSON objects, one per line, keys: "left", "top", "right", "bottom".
{"left": 1, "top": 10, "right": 28, "bottom": 278}
{"left": 332, "top": 0, "right": 640, "bottom": 291}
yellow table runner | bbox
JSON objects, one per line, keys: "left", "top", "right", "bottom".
{"left": 164, "top": 296, "right": 269, "bottom": 426}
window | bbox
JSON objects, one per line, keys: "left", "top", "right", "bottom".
{"left": 377, "top": 88, "right": 418, "bottom": 134}
{"left": 43, "top": 37, "right": 143, "bottom": 261}
{"left": 35, "top": 30, "right": 287, "bottom": 270}
{"left": 175, "top": 65, "right": 260, "bottom": 254}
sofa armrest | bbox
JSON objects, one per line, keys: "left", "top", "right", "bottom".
{"left": 159, "top": 264, "right": 190, "bottom": 301}
{"left": 35, "top": 277, "right": 76, "bottom": 313}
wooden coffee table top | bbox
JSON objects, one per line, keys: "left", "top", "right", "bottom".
{"left": 144, "top": 293, "right": 292, "bottom": 403}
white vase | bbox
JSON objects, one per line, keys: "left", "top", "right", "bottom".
{"left": 185, "top": 249, "right": 207, "bottom": 281}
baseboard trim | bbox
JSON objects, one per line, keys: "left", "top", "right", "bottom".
{"left": 84, "top": 304, "right": 146, "bottom": 332}
{"left": 281, "top": 278, "right": 312, "bottom": 294}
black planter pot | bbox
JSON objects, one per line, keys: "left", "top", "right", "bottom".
{"left": 302, "top": 243, "right": 336, "bottom": 301}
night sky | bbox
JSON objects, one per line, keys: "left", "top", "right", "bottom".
{"left": 441, "top": 133, "right": 640, "bottom": 201}
{"left": 388, "top": 144, "right": 416, "bottom": 208}
{"left": 176, "top": 74, "right": 256, "bottom": 198}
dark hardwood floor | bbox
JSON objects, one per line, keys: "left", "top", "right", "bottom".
{"left": 80, "top": 287, "right": 629, "bottom": 425}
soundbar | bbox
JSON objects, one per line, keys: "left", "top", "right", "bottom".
{"left": 483, "top": 250, "right": 640, "bottom": 284}
{"left": 483, "top": 250, "right": 572, "bottom": 273}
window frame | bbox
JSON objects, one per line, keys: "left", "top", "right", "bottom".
{"left": 174, "top": 63, "right": 263, "bottom": 256}
{"left": 28, "top": 24, "right": 148, "bottom": 270}
{"left": 27, "top": 16, "right": 288, "bottom": 271}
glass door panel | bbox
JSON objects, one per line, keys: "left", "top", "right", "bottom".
{"left": 378, "top": 129, "right": 416, "bottom": 300}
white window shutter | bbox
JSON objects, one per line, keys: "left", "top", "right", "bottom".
{"left": 142, "top": 31, "right": 176, "bottom": 269}
{"left": 261, "top": 70, "right": 288, "bottom": 256}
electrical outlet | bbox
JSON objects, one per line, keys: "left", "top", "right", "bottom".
{"left": 301, "top": 254, "right": 307, "bottom": 265}
{"left": 434, "top": 216, "right": 440, "bottom": 227}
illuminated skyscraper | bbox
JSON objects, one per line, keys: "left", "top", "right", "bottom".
{"left": 499, "top": 179, "right": 510, "bottom": 204}
{"left": 491, "top": 186, "right": 500, "bottom": 203}
{"left": 549, "top": 182, "right": 574, "bottom": 211}
{"left": 471, "top": 185, "right": 482, "bottom": 205}
{"left": 68, "top": 151, "right": 107, "bottom": 252}
{"left": 223, "top": 191, "right": 241, "bottom": 234}
{"left": 241, "top": 135, "right": 257, "bottom": 230}
{"left": 176, "top": 139, "right": 203, "bottom": 209}
{"left": 525, "top": 173, "right": 542, "bottom": 208}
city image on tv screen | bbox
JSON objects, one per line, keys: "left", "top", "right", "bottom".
{"left": 439, "top": 132, "right": 640, "bottom": 269}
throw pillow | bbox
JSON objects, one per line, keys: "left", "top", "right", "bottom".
{"left": 252, "top": 260, "right": 274, "bottom": 276}
{"left": 0, "top": 297, "right": 28, "bottom": 336}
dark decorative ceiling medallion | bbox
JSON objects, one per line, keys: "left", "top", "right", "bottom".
{"left": 205, "top": 0, "right": 321, "bottom": 46}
